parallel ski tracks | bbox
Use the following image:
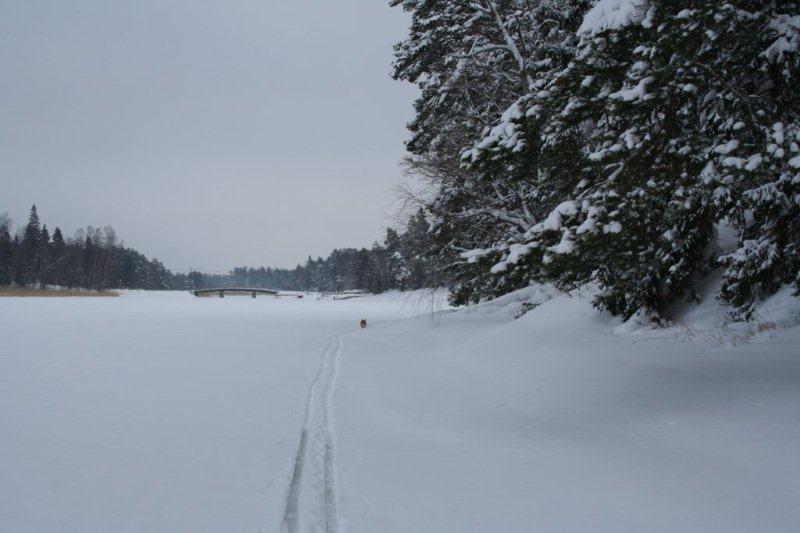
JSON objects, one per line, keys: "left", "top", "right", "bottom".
{"left": 280, "top": 336, "right": 343, "bottom": 533}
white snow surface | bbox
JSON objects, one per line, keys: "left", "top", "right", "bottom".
{"left": 2, "top": 288, "right": 799, "bottom": 532}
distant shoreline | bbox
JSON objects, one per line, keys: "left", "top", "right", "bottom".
{"left": 0, "top": 287, "right": 119, "bottom": 298}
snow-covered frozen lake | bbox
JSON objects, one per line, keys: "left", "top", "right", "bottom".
{"left": 0, "top": 291, "right": 428, "bottom": 532}
{"left": 1, "top": 289, "right": 799, "bottom": 532}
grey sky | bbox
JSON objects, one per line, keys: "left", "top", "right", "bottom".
{"left": 0, "top": 0, "right": 416, "bottom": 271}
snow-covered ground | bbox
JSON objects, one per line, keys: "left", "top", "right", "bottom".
{"left": 1, "top": 288, "right": 799, "bottom": 532}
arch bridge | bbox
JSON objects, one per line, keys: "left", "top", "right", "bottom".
{"left": 193, "top": 287, "right": 280, "bottom": 298}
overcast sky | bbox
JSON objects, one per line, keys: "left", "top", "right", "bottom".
{"left": 0, "top": 0, "right": 417, "bottom": 271}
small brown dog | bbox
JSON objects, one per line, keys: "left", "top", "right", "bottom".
{"left": 360, "top": 319, "right": 367, "bottom": 329}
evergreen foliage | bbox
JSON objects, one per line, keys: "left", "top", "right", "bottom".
{"left": 392, "top": 0, "right": 800, "bottom": 319}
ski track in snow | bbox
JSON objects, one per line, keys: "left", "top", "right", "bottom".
{"left": 280, "top": 336, "right": 342, "bottom": 533}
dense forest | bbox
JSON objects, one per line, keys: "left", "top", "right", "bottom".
{"left": 389, "top": 0, "right": 800, "bottom": 320}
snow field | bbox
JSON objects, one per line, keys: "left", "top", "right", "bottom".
{"left": 0, "top": 291, "right": 423, "bottom": 532}
{"left": 1, "top": 288, "right": 799, "bottom": 532}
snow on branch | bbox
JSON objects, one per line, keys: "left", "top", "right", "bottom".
{"left": 578, "top": 0, "right": 651, "bottom": 36}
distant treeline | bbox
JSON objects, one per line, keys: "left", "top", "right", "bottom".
{"left": 1, "top": 205, "right": 439, "bottom": 293}
{"left": 174, "top": 209, "right": 439, "bottom": 293}
{"left": 0, "top": 206, "right": 172, "bottom": 290}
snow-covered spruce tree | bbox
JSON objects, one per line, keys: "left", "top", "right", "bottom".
{"left": 391, "top": 0, "right": 535, "bottom": 155}
{"left": 466, "top": 0, "right": 800, "bottom": 320}
{"left": 535, "top": 0, "right": 729, "bottom": 319}
{"left": 391, "top": 0, "right": 538, "bottom": 303}
{"left": 457, "top": 1, "right": 591, "bottom": 302}
{"left": 718, "top": 6, "right": 800, "bottom": 317}
{"left": 392, "top": 0, "right": 591, "bottom": 304}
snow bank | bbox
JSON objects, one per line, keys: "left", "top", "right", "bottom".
{"left": 459, "top": 283, "right": 556, "bottom": 319}
{"left": 336, "top": 287, "right": 800, "bottom": 532}
{"left": 613, "top": 269, "right": 800, "bottom": 343}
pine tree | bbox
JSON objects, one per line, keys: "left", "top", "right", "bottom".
{"left": 355, "top": 248, "right": 374, "bottom": 292}
{"left": 391, "top": 0, "right": 533, "bottom": 156}
{"left": 390, "top": 0, "right": 538, "bottom": 278}
{"left": 455, "top": 0, "right": 800, "bottom": 319}
{"left": 541, "top": 0, "right": 800, "bottom": 319}
{"left": 82, "top": 235, "right": 96, "bottom": 289}
{"left": 392, "top": 0, "right": 800, "bottom": 318}
{"left": 529, "top": 0, "right": 725, "bottom": 318}
{"left": 19, "top": 205, "right": 43, "bottom": 286}
{"left": 454, "top": 0, "right": 591, "bottom": 304}
{"left": 50, "top": 227, "right": 67, "bottom": 287}
{"left": 38, "top": 224, "right": 52, "bottom": 286}
{"left": 718, "top": 3, "right": 800, "bottom": 317}
{"left": 402, "top": 209, "right": 434, "bottom": 290}
{"left": 0, "top": 214, "right": 12, "bottom": 286}
{"left": 22, "top": 205, "right": 41, "bottom": 243}
{"left": 383, "top": 228, "right": 404, "bottom": 290}
{"left": 392, "top": 1, "right": 592, "bottom": 305}
{"left": 52, "top": 227, "right": 65, "bottom": 251}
